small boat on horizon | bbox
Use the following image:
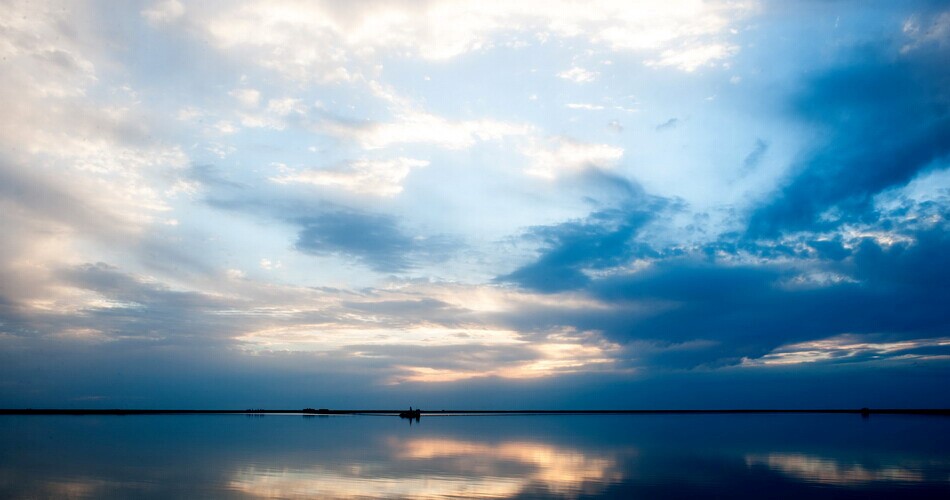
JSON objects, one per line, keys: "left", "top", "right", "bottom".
{"left": 399, "top": 407, "right": 422, "bottom": 419}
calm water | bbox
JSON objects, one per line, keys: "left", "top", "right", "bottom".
{"left": 1, "top": 413, "right": 948, "bottom": 499}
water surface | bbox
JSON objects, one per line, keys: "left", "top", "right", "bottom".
{"left": 1, "top": 413, "right": 948, "bottom": 498}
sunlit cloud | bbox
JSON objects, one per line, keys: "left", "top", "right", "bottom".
{"left": 141, "top": 0, "right": 185, "bottom": 24}
{"left": 391, "top": 330, "right": 622, "bottom": 383}
{"left": 742, "top": 335, "right": 950, "bottom": 366}
{"left": 901, "top": 11, "right": 950, "bottom": 53}
{"left": 271, "top": 158, "right": 430, "bottom": 196}
{"left": 228, "top": 88, "right": 261, "bottom": 108}
{"left": 237, "top": 324, "right": 527, "bottom": 352}
{"left": 321, "top": 109, "right": 531, "bottom": 150}
{"left": 558, "top": 66, "right": 599, "bottom": 83}
{"left": 566, "top": 103, "right": 606, "bottom": 110}
{"left": 523, "top": 137, "right": 623, "bottom": 179}
{"left": 181, "top": 0, "right": 754, "bottom": 85}
{"left": 644, "top": 43, "right": 738, "bottom": 72}
{"left": 402, "top": 281, "right": 615, "bottom": 315}
{"left": 1, "top": 0, "right": 947, "bottom": 408}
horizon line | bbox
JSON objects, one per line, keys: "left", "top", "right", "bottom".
{"left": 2, "top": 408, "right": 949, "bottom": 416}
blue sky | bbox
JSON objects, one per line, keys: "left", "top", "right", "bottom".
{"left": 0, "top": 0, "right": 948, "bottom": 409}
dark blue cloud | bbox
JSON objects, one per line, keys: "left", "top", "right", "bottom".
{"left": 741, "top": 139, "right": 768, "bottom": 174}
{"left": 655, "top": 118, "right": 679, "bottom": 131}
{"left": 295, "top": 212, "right": 416, "bottom": 272}
{"left": 186, "top": 164, "right": 245, "bottom": 190}
{"left": 747, "top": 41, "right": 950, "bottom": 236}
{"left": 496, "top": 200, "right": 664, "bottom": 292}
{"left": 54, "top": 263, "right": 234, "bottom": 346}
{"left": 193, "top": 165, "right": 458, "bottom": 273}
{"left": 494, "top": 29, "right": 950, "bottom": 371}
{"left": 496, "top": 217, "right": 950, "bottom": 369}
{"left": 671, "top": 229, "right": 943, "bottom": 362}
{"left": 806, "top": 238, "right": 850, "bottom": 261}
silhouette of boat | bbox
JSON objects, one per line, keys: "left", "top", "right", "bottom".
{"left": 302, "top": 408, "right": 331, "bottom": 414}
{"left": 399, "top": 408, "right": 422, "bottom": 419}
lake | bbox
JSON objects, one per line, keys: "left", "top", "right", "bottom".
{"left": 1, "top": 413, "right": 948, "bottom": 498}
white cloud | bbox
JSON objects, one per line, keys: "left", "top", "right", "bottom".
{"left": 566, "top": 102, "right": 605, "bottom": 110}
{"left": 645, "top": 42, "right": 738, "bottom": 72}
{"left": 523, "top": 137, "right": 623, "bottom": 179}
{"left": 0, "top": 0, "right": 191, "bottom": 310}
{"left": 234, "top": 97, "right": 306, "bottom": 130}
{"left": 322, "top": 109, "right": 531, "bottom": 150}
{"left": 177, "top": 106, "right": 204, "bottom": 121}
{"left": 0, "top": 2, "right": 96, "bottom": 99}
{"left": 901, "top": 11, "right": 950, "bottom": 53}
{"left": 259, "top": 258, "right": 282, "bottom": 270}
{"left": 214, "top": 120, "right": 238, "bottom": 134}
{"left": 271, "top": 157, "right": 430, "bottom": 196}
{"left": 229, "top": 88, "right": 261, "bottom": 108}
{"left": 142, "top": 0, "right": 185, "bottom": 24}
{"left": 557, "top": 66, "right": 599, "bottom": 83}
{"left": 742, "top": 335, "right": 950, "bottom": 366}
{"left": 162, "top": 0, "right": 754, "bottom": 84}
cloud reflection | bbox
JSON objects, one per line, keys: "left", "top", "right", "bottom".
{"left": 228, "top": 436, "right": 624, "bottom": 499}
{"left": 745, "top": 453, "right": 924, "bottom": 486}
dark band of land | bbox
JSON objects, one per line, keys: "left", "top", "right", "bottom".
{"left": 1, "top": 408, "right": 948, "bottom": 415}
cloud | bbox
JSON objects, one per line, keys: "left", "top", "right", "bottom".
{"left": 142, "top": 0, "right": 185, "bottom": 24}
{"left": 602, "top": 226, "right": 950, "bottom": 367}
{"left": 0, "top": 1, "right": 188, "bottom": 229}
{"left": 523, "top": 137, "right": 623, "bottom": 179}
{"left": 0, "top": 0, "right": 205, "bottom": 315}
{"left": 558, "top": 66, "right": 599, "bottom": 83}
{"left": 229, "top": 88, "right": 261, "bottom": 108}
{"left": 1, "top": 250, "right": 632, "bottom": 404}
{"left": 901, "top": 10, "right": 950, "bottom": 53}
{"left": 566, "top": 103, "right": 605, "bottom": 110}
{"left": 497, "top": 198, "right": 662, "bottom": 292}
{"left": 742, "top": 334, "right": 950, "bottom": 367}
{"left": 2, "top": 0, "right": 948, "bottom": 409}
{"left": 741, "top": 138, "right": 768, "bottom": 173}
{"left": 321, "top": 109, "right": 530, "bottom": 150}
{"left": 293, "top": 211, "right": 454, "bottom": 273}
{"left": 271, "top": 158, "right": 429, "bottom": 197}
{"left": 747, "top": 37, "right": 950, "bottom": 237}
{"left": 654, "top": 118, "right": 679, "bottom": 131}
{"left": 495, "top": 168, "right": 950, "bottom": 368}
{"left": 187, "top": 163, "right": 463, "bottom": 274}
{"left": 644, "top": 42, "right": 738, "bottom": 71}
{"left": 390, "top": 330, "right": 620, "bottom": 383}
{"left": 294, "top": 211, "right": 413, "bottom": 272}
{"left": 156, "top": 0, "right": 752, "bottom": 85}
{"left": 0, "top": 261, "right": 241, "bottom": 351}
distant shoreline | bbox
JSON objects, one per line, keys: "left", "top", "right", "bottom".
{"left": 1, "top": 408, "right": 949, "bottom": 416}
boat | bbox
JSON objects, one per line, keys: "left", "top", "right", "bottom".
{"left": 399, "top": 407, "right": 422, "bottom": 419}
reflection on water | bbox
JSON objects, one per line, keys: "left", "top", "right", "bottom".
{"left": 745, "top": 453, "right": 927, "bottom": 485}
{"left": 1, "top": 414, "right": 948, "bottom": 499}
{"left": 229, "top": 437, "right": 624, "bottom": 498}
{"left": 395, "top": 438, "right": 625, "bottom": 495}
{"left": 229, "top": 465, "right": 527, "bottom": 499}
{"left": 20, "top": 478, "right": 117, "bottom": 498}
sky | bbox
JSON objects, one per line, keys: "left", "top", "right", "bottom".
{"left": 0, "top": 0, "right": 948, "bottom": 409}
